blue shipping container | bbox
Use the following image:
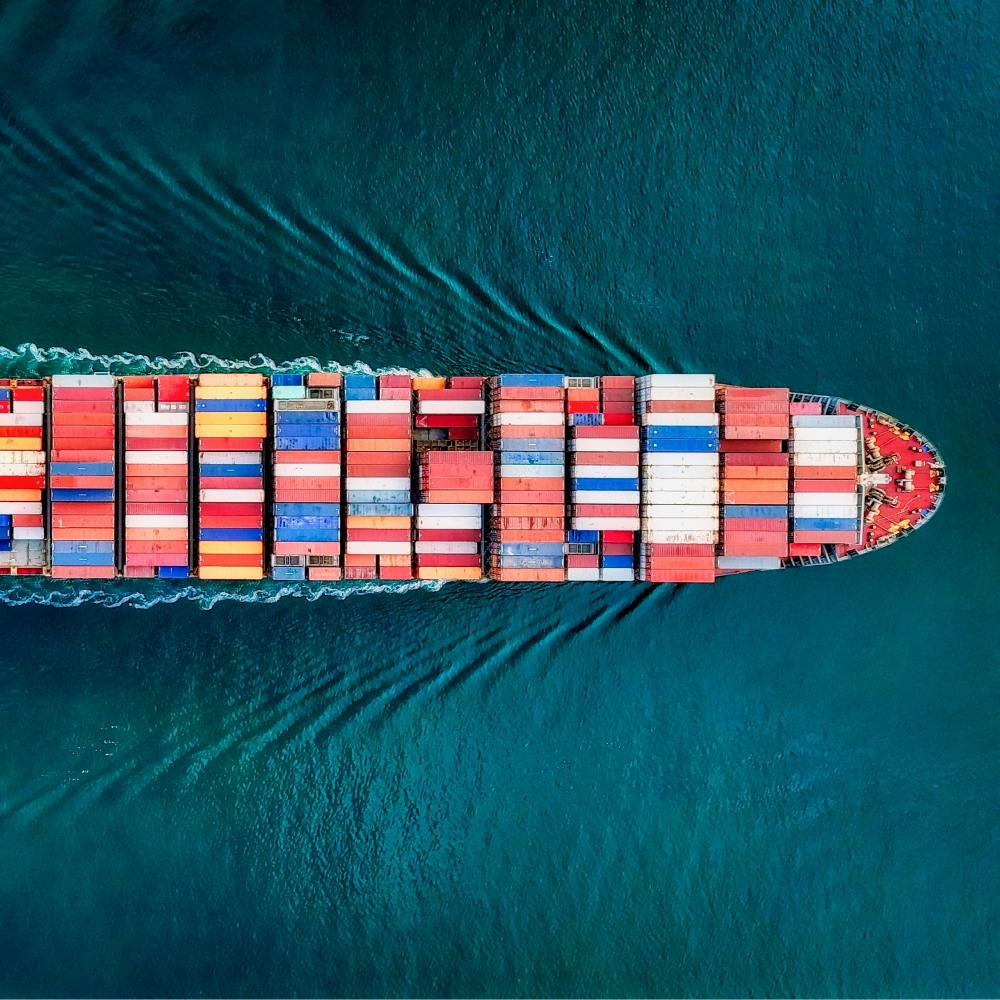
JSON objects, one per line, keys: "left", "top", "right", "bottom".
{"left": 274, "top": 503, "right": 340, "bottom": 517}
{"left": 793, "top": 517, "right": 858, "bottom": 532}
{"left": 568, "top": 530, "right": 599, "bottom": 543}
{"left": 494, "top": 374, "right": 565, "bottom": 388}
{"left": 573, "top": 478, "right": 639, "bottom": 491}
{"left": 51, "top": 489, "right": 115, "bottom": 502}
{"left": 196, "top": 399, "right": 266, "bottom": 412}
{"left": 271, "top": 373, "right": 306, "bottom": 387}
{"left": 726, "top": 505, "right": 789, "bottom": 519}
{"left": 272, "top": 565, "right": 306, "bottom": 581}
{"left": 51, "top": 462, "right": 115, "bottom": 476}
{"left": 199, "top": 528, "right": 264, "bottom": 541}
{"left": 274, "top": 529, "right": 341, "bottom": 542}
{"left": 158, "top": 566, "right": 190, "bottom": 579}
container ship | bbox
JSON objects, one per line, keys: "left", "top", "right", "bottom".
{"left": 0, "top": 372, "right": 944, "bottom": 584}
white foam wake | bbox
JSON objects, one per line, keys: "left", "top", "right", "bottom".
{"left": 0, "top": 342, "right": 429, "bottom": 376}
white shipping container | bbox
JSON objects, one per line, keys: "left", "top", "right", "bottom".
{"left": 567, "top": 567, "right": 601, "bottom": 581}
{"left": 641, "top": 452, "right": 719, "bottom": 466}
{"left": 640, "top": 412, "right": 719, "bottom": 426}
{"left": 792, "top": 505, "right": 858, "bottom": 518}
{"left": 572, "top": 517, "right": 642, "bottom": 531}
{"left": 12, "top": 527, "right": 45, "bottom": 540}
{"left": 569, "top": 439, "right": 639, "bottom": 453}
{"left": 125, "top": 515, "right": 189, "bottom": 528}
{"left": 344, "top": 476, "right": 408, "bottom": 490}
{"left": 199, "top": 489, "right": 265, "bottom": 502}
{"left": 636, "top": 387, "right": 717, "bottom": 402}
{"left": 571, "top": 491, "right": 640, "bottom": 504}
{"left": 716, "top": 556, "right": 783, "bottom": 571}
{"left": 641, "top": 504, "right": 718, "bottom": 518}
{"left": 199, "top": 451, "right": 259, "bottom": 463}
{"left": 0, "top": 463, "right": 44, "bottom": 475}
{"left": 600, "top": 568, "right": 636, "bottom": 582}
{"left": 11, "top": 400, "right": 45, "bottom": 414}
{"left": 635, "top": 374, "right": 715, "bottom": 388}
{"left": 51, "top": 374, "right": 115, "bottom": 387}
{"left": 344, "top": 399, "right": 410, "bottom": 413}
{"left": 124, "top": 450, "right": 188, "bottom": 464}
{"left": 498, "top": 464, "right": 561, "bottom": 478}
{"left": 0, "top": 502, "right": 43, "bottom": 515}
{"left": 791, "top": 452, "right": 857, "bottom": 467}
{"left": 641, "top": 490, "right": 719, "bottom": 504}
{"left": 125, "top": 412, "right": 188, "bottom": 426}
{"left": 491, "top": 412, "right": 564, "bottom": 426}
{"left": 643, "top": 476, "right": 720, "bottom": 490}
{"left": 792, "top": 427, "right": 858, "bottom": 441}
{"left": 790, "top": 440, "right": 858, "bottom": 455}
{"left": 0, "top": 451, "right": 45, "bottom": 463}
{"left": 418, "top": 400, "right": 485, "bottom": 414}
{"left": 790, "top": 491, "right": 858, "bottom": 506}
{"left": 346, "top": 541, "right": 412, "bottom": 555}
{"left": 571, "top": 465, "right": 640, "bottom": 478}
{"left": 641, "top": 516, "right": 719, "bottom": 530}
{"left": 641, "top": 530, "right": 718, "bottom": 544}
{"left": 416, "top": 503, "right": 483, "bottom": 517}
{"left": 2, "top": 413, "right": 44, "bottom": 426}
{"left": 416, "top": 516, "right": 482, "bottom": 530}
{"left": 200, "top": 451, "right": 260, "bottom": 463}
{"left": 414, "top": 541, "right": 481, "bottom": 554}
{"left": 123, "top": 401, "right": 156, "bottom": 413}
{"left": 273, "top": 464, "right": 340, "bottom": 477}
{"left": 643, "top": 468, "right": 721, "bottom": 483}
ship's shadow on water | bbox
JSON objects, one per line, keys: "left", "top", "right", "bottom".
{"left": 0, "top": 581, "right": 678, "bottom": 828}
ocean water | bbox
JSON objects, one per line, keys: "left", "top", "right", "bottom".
{"left": 1, "top": 1, "right": 998, "bottom": 996}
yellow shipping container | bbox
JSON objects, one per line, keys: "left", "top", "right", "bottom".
{"left": 198, "top": 566, "right": 264, "bottom": 580}
{"left": 199, "top": 541, "right": 264, "bottom": 555}
{"left": 417, "top": 567, "right": 483, "bottom": 581}
{"left": 345, "top": 515, "right": 412, "bottom": 529}
{"left": 0, "top": 489, "right": 42, "bottom": 501}
{"left": 197, "top": 374, "right": 265, "bottom": 387}
{"left": 194, "top": 412, "right": 268, "bottom": 425}
{"left": 194, "top": 387, "right": 268, "bottom": 399}
{"left": 194, "top": 423, "right": 266, "bottom": 434}
{"left": 411, "top": 377, "right": 445, "bottom": 389}
{"left": 0, "top": 438, "right": 42, "bottom": 451}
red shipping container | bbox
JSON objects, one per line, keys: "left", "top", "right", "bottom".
{"left": 792, "top": 467, "right": 857, "bottom": 480}
{"left": 378, "top": 375, "right": 411, "bottom": 389}
{"left": 720, "top": 387, "right": 789, "bottom": 399}
{"left": 272, "top": 542, "right": 341, "bottom": 556}
{"left": 199, "top": 477, "right": 261, "bottom": 491}
{"left": 447, "top": 428, "right": 480, "bottom": 440}
{"left": 571, "top": 504, "right": 639, "bottom": 517}
{"left": 416, "top": 529, "right": 482, "bottom": 542}
{"left": 198, "top": 502, "right": 263, "bottom": 516}
{"left": 567, "top": 554, "right": 599, "bottom": 568}
{"left": 449, "top": 377, "right": 485, "bottom": 389}
{"left": 792, "top": 479, "right": 856, "bottom": 493}
{"left": 127, "top": 437, "right": 189, "bottom": 451}
{"left": 490, "top": 386, "right": 564, "bottom": 400}
{"left": 12, "top": 514, "right": 43, "bottom": 528}
{"left": 126, "top": 490, "right": 188, "bottom": 503}
{"left": 0, "top": 476, "right": 45, "bottom": 489}
{"left": 416, "top": 554, "right": 481, "bottom": 567}
{"left": 11, "top": 386, "right": 45, "bottom": 401}
{"left": 719, "top": 439, "right": 784, "bottom": 453}
{"left": 51, "top": 566, "right": 116, "bottom": 579}
{"left": 274, "top": 451, "right": 341, "bottom": 463}
{"left": 201, "top": 516, "right": 263, "bottom": 529}
{"left": 199, "top": 553, "right": 263, "bottom": 568}
{"left": 493, "top": 424, "right": 566, "bottom": 439}
{"left": 788, "top": 542, "right": 823, "bottom": 556}
{"left": 416, "top": 388, "right": 483, "bottom": 400}
{"left": 792, "top": 530, "right": 857, "bottom": 543}
{"left": 197, "top": 438, "right": 264, "bottom": 450}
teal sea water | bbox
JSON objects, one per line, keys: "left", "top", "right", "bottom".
{"left": 1, "top": 2, "right": 998, "bottom": 996}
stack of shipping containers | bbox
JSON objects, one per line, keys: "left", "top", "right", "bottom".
{"left": 790, "top": 414, "right": 862, "bottom": 549}
{"left": 343, "top": 374, "right": 413, "bottom": 580}
{"left": 0, "top": 378, "right": 46, "bottom": 574}
{"left": 49, "top": 374, "right": 117, "bottom": 578}
{"left": 122, "top": 375, "right": 191, "bottom": 579}
{"left": 488, "top": 374, "right": 567, "bottom": 582}
{"left": 414, "top": 377, "right": 490, "bottom": 581}
{"left": 195, "top": 373, "right": 266, "bottom": 580}
{"left": 270, "top": 372, "right": 342, "bottom": 582}
{"left": 565, "top": 377, "right": 639, "bottom": 581}
{"left": 717, "top": 387, "right": 790, "bottom": 573}
{"left": 636, "top": 375, "right": 719, "bottom": 583}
